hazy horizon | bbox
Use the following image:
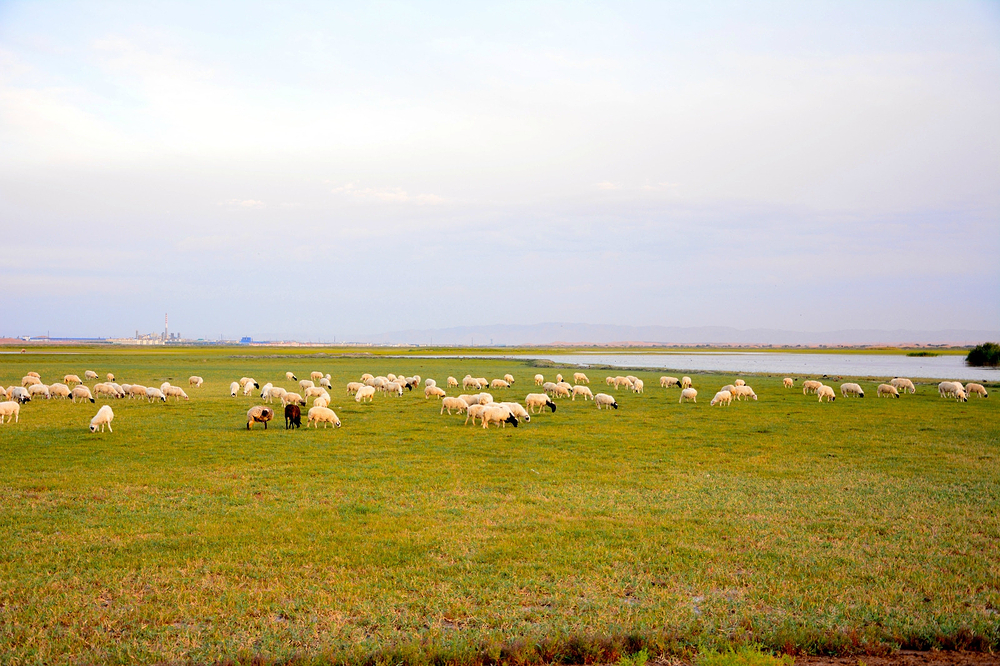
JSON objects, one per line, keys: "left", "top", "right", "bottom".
{"left": 2, "top": 1, "right": 998, "bottom": 340}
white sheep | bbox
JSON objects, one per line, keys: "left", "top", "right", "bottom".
{"left": 94, "top": 383, "right": 118, "bottom": 399}
{"left": 464, "top": 403, "right": 488, "bottom": 426}
{"left": 606, "top": 376, "right": 615, "bottom": 386}
{"left": 282, "top": 392, "right": 306, "bottom": 406}
{"left": 425, "top": 385, "right": 446, "bottom": 399}
{"left": 239, "top": 377, "right": 253, "bottom": 387}
{"left": 146, "top": 388, "right": 167, "bottom": 402}
{"left": 63, "top": 374, "right": 83, "bottom": 386}
{"left": 732, "top": 385, "right": 757, "bottom": 401}
{"left": 268, "top": 386, "right": 288, "bottom": 403}
{"left": 189, "top": 376, "right": 204, "bottom": 388}
{"left": 965, "top": 383, "right": 988, "bottom": 398}
{"left": 500, "top": 402, "right": 531, "bottom": 423}
{"left": 524, "top": 393, "right": 556, "bottom": 413}
{"left": 783, "top": 378, "right": 794, "bottom": 388}
{"left": 386, "top": 382, "right": 404, "bottom": 397}
{"left": 28, "top": 384, "right": 51, "bottom": 399}
{"left": 242, "top": 381, "right": 257, "bottom": 397}
{"left": 69, "top": 385, "right": 94, "bottom": 403}
{"left": 22, "top": 376, "right": 41, "bottom": 387}
{"left": 106, "top": 373, "right": 115, "bottom": 382}
{"left": 346, "top": 382, "right": 364, "bottom": 395}
{"left": 555, "top": 373, "right": 563, "bottom": 383}
{"left": 553, "top": 384, "right": 571, "bottom": 399}
{"left": 164, "top": 386, "right": 189, "bottom": 401}
{"left": 319, "top": 377, "right": 332, "bottom": 389}
{"left": 0, "top": 401, "right": 20, "bottom": 424}
{"left": 613, "top": 376, "right": 633, "bottom": 390}
{"left": 594, "top": 393, "right": 618, "bottom": 410}
{"left": 299, "top": 379, "right": 315, "bottom": 393}
{"left": 681, "top": 376, "right": 692, "bottom": 389}
{"left": 259, "top": 382, "right": 274, "bottom": 399}
{"left": 447, "top": 376, "right": 459, "bottom": 388}
{"left": 534, "top": 374, "right": 544, "bottom": 385}
{"left": 304, "top": 386, "right": 328, "bottom": 400}
{"left": 26, "top": 372, "right": 40, "bottom": 378}
{"left": 877, "top": 384, "right": 899, "bottom": 398}
{"left": 355, "top": 386, "right": 376, "bottom": 403}
{"left": 817, "top": 385, "right": 836, "bottom": 402}
{"left": 246, "top": 405, "right": 274, "bottom": 429}
{"left": 49, "top": 383, "right": 71, "bottom": 399}
{"left": 475, "top": 377, "right": 488, "bottom": 389}
{"left": 313, "top": 396, "right": 330, "bottom": 408}
{"left": 679, "top": 388, "right": 697, "bottom": 403}
{"left": 160, "top": 381, "right": 172, "bottom": 393}
{"left": 90, "top": 405, "right": 114, "bottom": 432}
{"left": 572, "top": 385, "right": 594, "bottom": 401}
{"left": 310, "top": 371, "right": 324, "bottom": 382}
{"left": 440, "top": 397, "right": 468, "bottom": 415}
{"left": 840, "top": 383, "right": 865, "bottom": 398}
{"left": 84, "top": 370, "right": 99, "bottom": 381}
{"left": 387, "top": 373, "right": 397, "bottom": 382}
{"left": 463, "top": 376, "right": 480, "bottom": 390}
{"left": 890, "top": 378, "right": 916, "bottom": 394}
{"left": 9, "top": 387, "right": 31, "bottom": 403}
{"left": 660, "top": 376, "right": 680, "bottom": 388}
{"left": 286, "top": 371, "right": 298, "bottom": 381}
{"left": 802, "top": 380, "right": 823, "bottom": 395}
{"left": 490, "top": 379, "right": 510, "bottom": 389}
{"left": 542, "top": 382, "right": 558, "bottom": 395}
{"left": 938, "top": 381, "right": 967, "bottom": 402}
{"left": 482, "top": 404, "right": 519, "bottom": 429}
{"left": 720, "top": 384, "right": 736, "bottom": 394}
{"left": 457, "top": 394, "right": 480, "bottom": 406}
{"left": 631, "top": 379, "right": 644, "bottom": 394}
{"left": 504, "top": 374, "right": 515, "bottom": 385}
{"left": 360, "top": 373, "right": 374, "bottom": 383}
{"left": 424, "top": 378, "right": 436, "bottom": 388}
{"left": 307, "top": 406, "right": 341, "bottom": 428}
{"left": 478, "top": 392, "right": 495, "bottom": 404}
{"left": 710, "top": 390, "right": 732, "bottom": 406}
{"left": 573, "top": 372, "right": 589, "bottom": 384}
{"left": 734, "top": 379, "right": 746, "bottom": 387}
{"left": 108, "top": 382, "right": 126, "bottom": 397}
{"left": 230, "top": 381, "right": 240, "bottom": 397}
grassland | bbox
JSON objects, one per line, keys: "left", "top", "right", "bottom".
{"left": 0, "top": 348, "right": 997, "bottom": 665}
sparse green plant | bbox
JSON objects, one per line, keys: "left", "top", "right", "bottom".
{"left": 618, "top": 647, "right": 649, "bottom": 666}
{"left": 696, "top": 644, "right": 792, "bottom": 666}
{"left": 967, "top": 342, "right": 1000, "bottom": 367}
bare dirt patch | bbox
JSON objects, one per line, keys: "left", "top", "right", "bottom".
{"left": 795, "top": 651, "right": 998, "bottom": 666}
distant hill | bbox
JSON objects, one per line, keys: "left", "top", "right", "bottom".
{"left": 351, "top": 323, "right": 999, "bottom": 347}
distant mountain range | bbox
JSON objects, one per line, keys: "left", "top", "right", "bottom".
{"left": 352, "top": 323, "right": 999, "bottom": 346}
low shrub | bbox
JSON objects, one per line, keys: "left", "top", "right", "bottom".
{"left": 966, "top": 342, "right": 1000, "bottom": 367}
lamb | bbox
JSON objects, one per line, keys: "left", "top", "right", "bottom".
{"left": 69, "top": 385, "right": 94, "bottom": 402}
{"left": 877, "top": 384, "right": 900, "bottom": 398}
{"left": 524, "top": 393, "right": 557, "bottom": 413}
{"left": 230, "top": 381, "right": 240, "bottom": 397}
{"left": 355, "top": 386, "right": 376, "bottom": 403}
{"left": 500, "top": 402, "right": 531, "bottom": 423}
{"left": 572, "top": 385, "right": 594, "bottom": 401}
{"left": 732, "top": 385, "right": 757, "bottom": 401}
{"left": 189, "top": 376, "right": 204, "bottom": 388}
{"left": 965, "top": 383, "right": 988, "bottom": 398}
{"left": 465, "top": 403, "right": 488, "bottom": 426}
{"left": 84, "top": 370, "right": 99, "bottom": 380}
{"left": 90, "top": 405, "right": 115, "bottom": 432}
{"left": 783, "top": 378, "right": 794, "bottom": 388}
{"left": 534, "top": 374, "right": 544, "bottom": 385}
{"left": 504, "top": 374, "right": 515, "bottom": 385}
{"left": 246, "top": 405, "right": 274, "bottom": 429}
{"left": 49, "top": 383, "right": 72, "bottom": 399}
{"left": 22, "top": 376, "right": 41, "bottom": 387}
{"left": 734, "top": 379, "right": 746, "bottom": 387}
{"left": 490, "top": 379, "right": 510, "bottom": 389}
{"left": 164, "top": 386, "right": 189, "bottom": 401}
{"left": 573, "top": 372, "right": 589, "bottom": 384}
{"left": 890, "top": 378, "right": 916, "bottom": 394}
{"left": 440, "top": 397, "right": 468, "bottom": 415}
{"left": 307, "top": 406, "right": 342, "bottom": 428}
{"left": 28, "top": 384, "right": 51, "bottom": 399}
{"left": 286, "top": 372, "right": 298, "bottom": 381}
{"left": 482, "top": 404, "right": 519, "bottom": 428}
{"left": 632, "top": 379, "right": 644, "bottom": 394}
{"left": 447, "top": 376, "right": 459, "bottom": 388}
{"left": 0, "top": 401, "right": 20, "bottom": 424}
{"left": 679, "top": 388, "right": 698, "bottom": 403}
{"left": 282, "top": 392, "right": 306, "bottom": 406}
{"left": 346, "top": 382, "right": 364, "bottom": 394}
{"left": 424, "top": 378, "right": 436, "bottom": 388}
{"left": 284, "top": 404, "right": 301, "bottom": 428}
{"left": 310, "top": 371, "right": 323, "bottom": 382}
{"left": 313, "top": 396, "right": 330, "bottom": 408}
{"left": 840, "top": 383, "right": 865, "bottom": 398}
{"left": 710, "top": 390, "right": 732, "bottom": 406}
{"left": 681, "top": 377, "right": 692, "bottom": 389}
{"left": 802, "top": 380, "right": 823, "bottom": 395}
{"left": 660, "top": 376, "right": 680, "bottom": 388}
{"left": 63, "top": 374, "right": 83, "bottom": 386}
{"left": 146, "top": 388, "right": 167, "bottom": 402}
{"left": 425, "top": 385, "right": 447, "bottom": 399}
{"left": 594, "top": 393, "right": 618, "bottom": 410}
{"left": 299, "top": 379, "right": 315, "bottom": 393}
{"left": 817, "top": 385, "right": 836, "bottom": 402}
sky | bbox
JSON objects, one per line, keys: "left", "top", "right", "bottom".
{"left": 1, "top": 1, "right": 998, "bottom": 341}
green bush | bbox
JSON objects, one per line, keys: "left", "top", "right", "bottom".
{"left": 966, "top": 342, "right": 1000, "bottom": 367}
{"left": 617, "top": 648, "right": 649, "bottom": 666}
{"left": 696, "top": 645, "right": 793, "bottom": 666}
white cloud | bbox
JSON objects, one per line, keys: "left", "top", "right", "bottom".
{"left": 220, "top": 199, "right": 266, "bottom": 209}
{"left": 328, "top": 182, "right": 447, "bottom": 204}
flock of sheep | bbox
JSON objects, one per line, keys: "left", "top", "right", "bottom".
{"left": 0, "top": 366, "right": 987, "bottom": 432}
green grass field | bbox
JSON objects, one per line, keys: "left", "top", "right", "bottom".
{"left": 0, "top": 348, "right": 997, "bottom": 665}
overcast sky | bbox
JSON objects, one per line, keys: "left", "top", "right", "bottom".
{"left": 1, "top": 1, "right": 998, "bottom": 340}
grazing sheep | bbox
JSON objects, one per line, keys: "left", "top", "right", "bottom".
{"left": 230, "top": 381, "right": 240, "bottom": 397}
{"left": 679, "top": 388, "right": 697, "bottom": 404}
{"left": 346, "top": 382, "right": 364, "bottom": 394}
{"left": 817, "top": 385, "right": 836, "bottom": 402}
{"left": 319, "top": 377, "right": 332, "bottom": 389}
{"left": 84, "top": 370, "right": 99, "bottom": 381}
{"left": 500, "top": 402, "right": 531, "bottom": 423}
{"left": 239, "top": 377, "right": 253, "bottom": 387}
{"left": 965, "top": 383, "right": 988, "bottom": 398}
{"left": 268, "top": 387, "right": 288, "bottom": 403}
{"left": 448, "top": 376, "right": 459, "bottom": 388}
{"left": 425, "top": 385, "right": 446, "bottom": 399}
{"left": 373, "top": 377, "right": 388, "bottom": 391}
{"left": 573, "top": 372, "right": 589, "bottom": 384}
{"left": 355, "top": 386, "right": 376, "bottom": 403}
{"left": 360, "top": 373, "right": 374, "bottom": 383}
{"left": 386, "top": 382, "right": 404, "bottom": 397}
{"left": 440, "top": 397, "right": 468, "bottom": 415}
{"left": 482, "top": 404, "right": 519, "bottom": 429}
{"left": 504, "top": 374, "right": 515, "bottom": 385}
{"left": 282, "top": 392, "right": 306, "bottom": 406}
{"left": 189, "top": 376, "right": 204, "bottom": 388}
{"left": 146, "top": 388, "right": 167, "bottom": 402}
{"left": 164, "top": 386, "right": 189, "bottom": 401}
{"left": 304, "top": 386, "right": 328, "bottom": 400}
{"left": 49, "top": 383, "right": 71, "bottom": 399}
{"left": 90, "top": 405, "right": 115, "bottom": 432}
{"left": 490, "top": 379, "right": 510, "bottom": 389}
{"left": 475, "top": 377, "right": 489, "bottom": 390}
{"left": 121, "top": 384, "right": 132, "bottom": 394}
{"left": 783, "top": 377, "right": 794, "bottom": 388}
{"left": 572, "top": 385, "right": 594, "bottom": 401}
{"left": 552, "top": 384, "right": 571, "bottom": 399}
{"left": 0, "top": 401, "right": 20, "bottom": 424}
{"left": 890, "top": 378, "right": 916, "bottom": 394}
{"left": 26, "top": 372, "right": 40, "bottom": 378}
{"left": 28, "top": 384, "right": 51, "bottom": 399}
{"left": 94, "top": 383, "right": 117, "bottom": 399}
{"left": 802, "top": 380, "right": 823, "bottom": 395}
{"left": 711, "top": 390, "right": 733, "bottom": 406}
{"left": 595, "top": 393, "right": 618, "bottom": 410}
{"left": 284, "top": 404, "right": 301, "bottom": 428}
{"left": 9, "top": 387, "right": 30, "bottom": 403}
{"left": 734, "top": 379, "right": 746, "bottom": 387}
{"left": 299, "top": 379, "right": 315, "bottom": 393}
{"left": 877, "top": 384, "right": 900, "bottom": 398}
{"left": 606, "top": 376, "right": 615, "bottom": 386}
{"left": 307, "top": 406, "right": 341, "bottom": 428}
{"left": 424, "top": 378, "right": 436, "bottom": 388}
{"left": 313, "top": 396, "right": 330, "bottom": 408}
{"left": 259, "top": 382, "right": 274, "bottom": 399}
{"left": 478, "top": 392, "right": 495, "bottom": 405}
{"left": 69, "top": 385, "right": 94, "bottom": 403}
{"left": 63, "top": 374, "right": 83, "bottom": 386}
{"left": 681, "top": 377, "right": 692, "bottom": 389}
{"left": 660, "top": 376, "right": 679, "bottom": 388}
{"left": 106, "top": 373, "right": 115, "bottom": 382}
{"left": 457, "top": 394, "right": 479, "bottom": 406}
{"left": 246, "top": 405, "right": 274, "bottom": 430}
{"left": 534, "top": 374, "right": 544, "bottom": 385}
{"left": 720, "top": 384, "right": 736, "bottom": 394}
{"left": 465, "top": 403, "right": 488, "bottom": 426}
{"left": 285, "top": 372, "right": 298, "bottom": 382}
{"left": 462, "top": 376, "right": 480, "bottom": 390}
{"left": 22, "top": 376, "right": 41, "bottom": 387}
{"left": 160, "top": 381, "right": 172, "bottom": 393}
{"left": 841, "top": 383, "right": 865, "bottom": 398}
{"left": 632, "top": 379, "right": 644, "bottom": 394}
{"left": 107, "top": 382, "right": 126, "bottom": 397}
{"left": 387, "top": 373, "right": 397, "bottom": 382}
{"left": 542, "top": 382, "right": 558, "bottom": 395}
{"left": 938, "top": 381, "right": 968, "bottom": 402}
{"left": 525, "top": 393, "right": 557, "bottom": 413}
{"left": 242, "top": 381, "right": 258, "bottom": 397}
{"left": 613, "top": 376, "right": 633, "bottom": 390}
{"left": 732, "top": 385, "right": 758, "bottom": 401}
{"left": 309, "top": 371, "right": 323, "bottom": 382}
{"left": 555, "top": 374, "right": 563, "bottom": 383}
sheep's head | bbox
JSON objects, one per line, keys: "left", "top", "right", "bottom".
{"left": 90, "top": 424, "right": 97, "bottom": 432}
{"left": 506, "top": 413, "right": 518, "bottom": 427}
